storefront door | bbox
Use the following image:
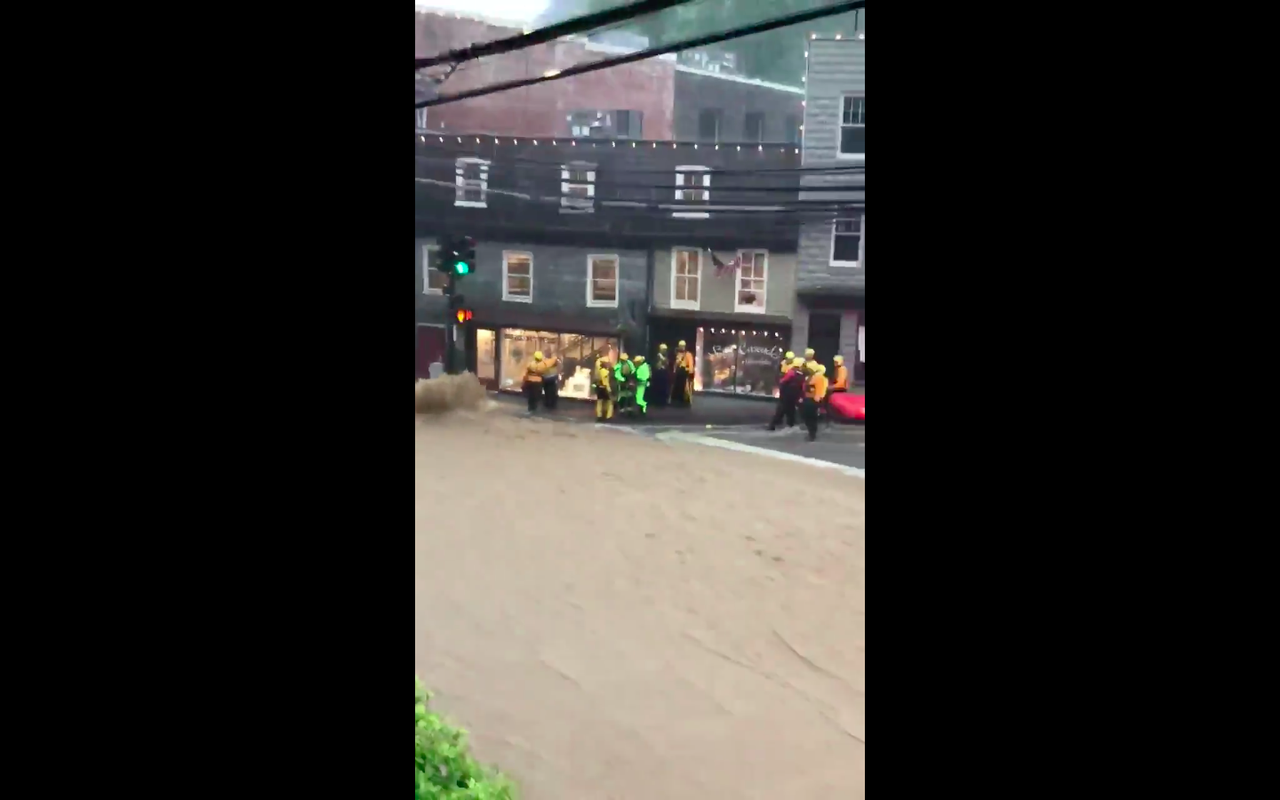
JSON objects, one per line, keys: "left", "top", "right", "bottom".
{"left": 807, "top": 313, "right": 842, "bottom": 372}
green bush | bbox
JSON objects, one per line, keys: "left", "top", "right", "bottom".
{"left": 416, "top": 677, "right": 516, "bottom": 800}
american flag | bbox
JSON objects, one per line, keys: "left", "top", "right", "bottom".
{"left": 707, "top": 249, "right": 742, "bottom": 278}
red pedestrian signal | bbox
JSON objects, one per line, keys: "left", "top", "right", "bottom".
{"left": 454, "top": 309, "right": 473, "bottom": 323}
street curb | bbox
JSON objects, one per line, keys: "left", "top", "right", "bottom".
{"left": 654, "top": 431, "right": 866, "bottom": 478}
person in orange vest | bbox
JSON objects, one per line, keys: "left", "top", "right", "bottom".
{"left": 824, "top": 354, "right": 849, "bottom": 424}
{"left": 779, "top": 351, "right": 796, "bottom": 378}
{"left": 522, "top": 351, "right": 545, "bottom": 413}
{"left": 801, "top": 363, "right": 829, "bottom": 442}
{"left": 671, "top": 339, "right": 695, "bottom": 407}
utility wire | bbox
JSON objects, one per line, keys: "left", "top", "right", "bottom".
{"left": 418, "top": 0, "right": 866, "bottom": 108}
{"left": 414, "top": 0, "right": 700, "bottom": 70}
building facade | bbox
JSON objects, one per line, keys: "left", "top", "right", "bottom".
{"left": 414, "top": 134, "right": 803, "bottom": 398}
{"left": 414, "top": 11, "right": 805, "bottom": 146}
{"left": 793, "top": 37, "right": 866, "bottom": 383}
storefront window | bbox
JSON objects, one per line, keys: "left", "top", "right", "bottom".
{"left": 694, "top": 328, "right": 789, "bottom": 396}
{"left": 476, "top": 329, "right": 496, "bottom": 381}
{"left": 498, "top": 329, "right": 618, "bottom": 397}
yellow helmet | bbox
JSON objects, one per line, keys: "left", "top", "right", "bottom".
{"left": 805, "top": 360, "right": 818, "bottom": 373}
{"left": 677, "top": 340, "right": 687, "bottom": 348}
{"left": 634, "top": 355, "right": 646, "bottom": 364}
{"left": 792, "top": 357, "right": 806, "bottom": 367}
{"left": 658, "top": 343, "right": 668, "bottom": 351}
{"left": 833, "top": 355, "right": 845, "bottom": 365}
{"left": 784, "top": 351, "right": 795, "bottom": 360}
{"left": 804, "top": 348, "right": 816, "bottom": 359}
{"left": 533, "top": 351, "right": 544, "bottom": 361}
{"left": 813, "top": 364, "right": 827, "bottom": 376}
{"left": 620, "top": 352, "right": 629, "bottom": 361}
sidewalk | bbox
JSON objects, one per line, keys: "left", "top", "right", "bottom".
{"left": 491, "top": 390, "right": 779, "bottom": 427}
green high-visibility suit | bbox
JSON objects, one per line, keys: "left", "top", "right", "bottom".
{"left": 633, "top": 361, "right": 651, "bottom": 414}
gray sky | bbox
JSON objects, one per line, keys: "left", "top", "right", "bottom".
{"left": 417, "top": 0, "right": 552, "bottom": 25}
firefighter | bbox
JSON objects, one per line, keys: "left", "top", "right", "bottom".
{"left": 825, "top": 354, "right": 849, "bottom": 425}
{"left": 801, "top": 363, "right": 829, "bottom": 442}
{"left": 671, "top": 340, "right": 695, "bottom": 407}
{"left": 830, "top": 355, "right": 849, "bottom": 393}
{"left": 541, "top": 353, "right": 560, "bottom": 410}
{"left": 804, "top": 347, "right": 816, "bottom": 361}
{"left": 594, "top": 357, "right": 614, "bottom": 422}
{"left": 769, "top": 356, "right": 807, "bottom": 430}
{"left": 522, "top": 351, "right": 545, "bottom": 413}
{"left": 633, "top": 355, "right": 651, "bottom": 416}
{"left": 780, "top": 351, "right": 796, "bottom": 378}
{"left": 651, "top": 343, "right": 670, "bottom": 408}
{"left": 613, "top": 352, "right": 634, "bottom": 413}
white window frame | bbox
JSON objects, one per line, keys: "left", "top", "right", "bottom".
{"left": 734, "top": 249, "right": 768, "bottom": 314}
{"left": 415, "top": 107, "right": 429, "bottom": 131}
{"left": 670, "top": 247, "right": 702, "bottom": 310}
{"left": 422, "top": 244, "right": 448, "bottom": 295}
{"left": 455, "top": 157, "right": 490, "bottom": 208}
{"left": 830, "top": 215, "right": 864, "bottom": 267}
{"left": 586, "top": 254, "right": 620, "bottom": 308}
{"left": 838, "top": 94, "right": 865, "bottom": 161}
{"left": 561, "top": 163, "right": 596, "bottom": 213}
{"left": 502, "top": 250, "right": 533, "bottom": 303}
{"left": 673, "top": 165, "right": 710, "bottom": 219}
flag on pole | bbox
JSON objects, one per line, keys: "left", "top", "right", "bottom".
{"left": 707, "top": 249, "right": 742, "bottom": 277}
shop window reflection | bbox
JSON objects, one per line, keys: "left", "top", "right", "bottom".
{"left": 476, "top": 329, "right": 496, "bottom": 381}
{"left": 497, "top": 328, "right": 618, "bottom": 397}
{"left": 694, "top": 328, "right": 789, "bottom": 397}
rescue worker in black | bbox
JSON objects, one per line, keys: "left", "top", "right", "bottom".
{"left": 768, "top": 356, "right": 807, "bottom": 430}
{"left": 650, "top": 343, "right": 670, "bottom": 409}
{"left": 541, "top": 353, "right": 560, "bottom": 410}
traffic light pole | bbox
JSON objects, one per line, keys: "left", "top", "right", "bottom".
{"left": 443, "top": 273, "right": 456, "bottom": 375}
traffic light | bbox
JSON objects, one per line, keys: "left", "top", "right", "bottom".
{"left": 437, "top": 235, "right": 476, "bottom": 278}
{"left": 454, "top": 309, "right": 473, "bottom": 324}
{"left": 454, "top": 236, "right": 476, "bottom": 276}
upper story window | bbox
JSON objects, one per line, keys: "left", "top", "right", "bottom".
{"left": 674, "top": 165, "right": 710, "bottom": 219}
{"left": 671, "top": 247, "right": 701, "bottom": 310}
{"left": 587, "top": 254, "right": 619, "bottom": 308}
{"left": 831, "top": 216, "right": 864, "bottom": 267}
{"left": 503, "top": 251, "right": 533, "bottom": 302}
{"left": 422, "top": 245, "right": 447, "bottom": 294}
{"left": 697, "top": 109, "right": 722, "bottom": 142}
{"left": 840, "top": 96, "right": 865, "bottom": 157}
{"left": 744, "top": 112, "right": 765, "bottom": 142}
{"left": 615, "top": 109, "right": 643, "bottom": 138}
{"left": 455, "top": 158, "right": 489, "bottom": 208}
{"left": 561, "top": 162, "right": 596, "bottom": 213}
{"left": 415, "top": 107, "right": 428, "bottom": 131}
{"left": 735, "top": 250, "right": 768, "bottom": 313}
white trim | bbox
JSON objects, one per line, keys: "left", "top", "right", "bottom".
{"left": 586, "top": 253, "right": 620, "bottom": 308}
{"left": 560, "top": 163, "right": 596, "bottom": 212}
{"left": 502, "top": 250, "right": 533, "bottom": 303}
{"left": 830, "top": 216, "right": 864, "bottom": 268}
{"left": 422, "top": 244, "right": 446, "bottom": 295}
{"left": 673, "top": 63, "right": 805, "bottom": 95}
{"left": 670, "top": 247, "right": 702, "bottom": 310}
{"left": 673, "top": 165, "right": 711, "bottom": 219}
{"left": 838, "top": 94, "right": 865, "bottom": 159}
{"left": 455, "top": 157, "right": 489, "bottom": 208}
{"left": 733, "top": 249, "right": 768, "bottom": 314}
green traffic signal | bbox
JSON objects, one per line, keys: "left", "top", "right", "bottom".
{"left": 454, "top": 261, "right": 470, "bottom": 275}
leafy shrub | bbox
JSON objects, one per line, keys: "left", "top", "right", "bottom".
{"left": 416, "top": 677, "right": 515, "bottom": 800}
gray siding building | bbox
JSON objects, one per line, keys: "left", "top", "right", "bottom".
{"left": 793, "top": 38, "right": 866, "bottom": 383}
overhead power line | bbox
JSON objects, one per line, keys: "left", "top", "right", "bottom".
{"left": 414, "top": 0, "right": 700, "bottom": 70}
{"left": 417, "top": 0, "right": 867, "bottom": 108}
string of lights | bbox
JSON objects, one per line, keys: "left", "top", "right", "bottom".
{"left": 413, "top": 140, "right": 864, "bottom": 176}
{"left": 417, "top": 0, "right": 866, "bottom": 108}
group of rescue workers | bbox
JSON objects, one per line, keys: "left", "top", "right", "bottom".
{"left": 521, "top": 340, "right": 698, "bottom": 420}
{"left": 520, "top": 340, "right": 848, "bottom": 441}
{"left": 769, "top": 347, "right": 850, "bottom": 441}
